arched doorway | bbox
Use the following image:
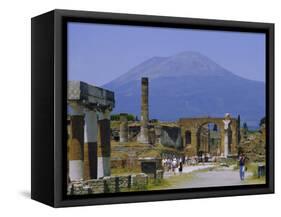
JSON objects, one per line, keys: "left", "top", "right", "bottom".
{"left": 197, "top": 123, "right": 221, "bottom": 159}
{"left": 179, "top": 116, "right": 238, "bottom": 158}
{"left": 185, "top": 130, "right": 192, "bottom": 145}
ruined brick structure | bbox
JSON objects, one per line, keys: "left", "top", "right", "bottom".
{"left": 178, "top": 114, "right": 238, "bottom": 157}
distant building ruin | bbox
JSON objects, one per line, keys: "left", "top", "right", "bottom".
{"left": 178, "top": 115, "right": 238, "bottom": 157}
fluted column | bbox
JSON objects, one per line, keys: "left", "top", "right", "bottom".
{"left": 138, "top": 77, "right": 149, "bottom": 144}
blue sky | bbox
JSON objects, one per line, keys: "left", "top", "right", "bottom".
{"left": 67, "top": 22, "right": 266, "bottom": 86}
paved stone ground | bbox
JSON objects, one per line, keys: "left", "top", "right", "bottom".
{"left": 164, "top": 163, "right": 216, "bottom": 178}
{"left": 175, "top": 166, "right": 252, "bottom": 189}
{"left": 163, "top": 164, "right": 258, "bottom": 189}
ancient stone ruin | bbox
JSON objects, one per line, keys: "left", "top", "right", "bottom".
{"left": 67, "top": 81, "right": 115, "bottom": 181}
{"left": 67, "top": 78, "right": 240, "bottom": 195}
{"left": 137, "top": 77, "right": 150, "bottom": 144}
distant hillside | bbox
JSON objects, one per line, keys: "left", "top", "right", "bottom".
{"left": 103, "top": 51, "right": 265, "bottom": 128}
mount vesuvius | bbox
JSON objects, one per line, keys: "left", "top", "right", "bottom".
{"left": 102, "top": 51, "right": 265, "bottom": 128}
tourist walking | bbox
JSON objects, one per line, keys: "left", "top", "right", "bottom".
{"left": 238, "top": 153, "right": 246, "bottom": 180}
{"left": 172, "top": 158, "right": 177, "bottom": 175}
{"left": 178, "top": 161, "right": 183, "bottom": 175}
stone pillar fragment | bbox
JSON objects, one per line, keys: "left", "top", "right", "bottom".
{"left": 119, "top": 113, "right": 128, "bottom": 143}
{"left": 155, "top": 125, "right": 162, "bottom": 144}
{"left": 222, "top": 113, "right": 231, "bottom": 158}
{"left": 84, "top": 109, "right": 98, "bottom": 180}
{"left": 138, "top": 77, "right": 149, "bottom": 144}
{"left": 68, "top": 103, "right": 84, "bottom": 181}
{"left": 98, "top": 110, "right": 111, "bottom": 178}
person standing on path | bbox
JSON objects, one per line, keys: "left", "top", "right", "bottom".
{"left": 172, "top": 158, "right": 177, "bottom": 175}
{"left": 238, "top": 153, "right": 246, "bottom": 181}
{"left": 178, "top": 162, "right": 183, "bottom": 175}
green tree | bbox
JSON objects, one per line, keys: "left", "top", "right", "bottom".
{"left": 237, "top": 114, "right": 241, "bottom": 143}
{"left": 259, "top": 117, "right": 266, "bottom": 127}
{"left": 242, "top": 122, "right": 248, "bottom": 138}
{"left": 243, "top": 122, "right": 248, "bottom": 131}
{"left": 110, "top": 113, "right": 136, "bottom": 121}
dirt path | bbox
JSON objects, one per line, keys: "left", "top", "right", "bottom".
{"left": 174, "top": 167, "right": 252, "bottom": 189}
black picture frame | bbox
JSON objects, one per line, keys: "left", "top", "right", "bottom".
{"left": 31, "top": 9, "right": 274, "bottom": 207}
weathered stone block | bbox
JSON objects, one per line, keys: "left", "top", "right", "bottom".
{"left": 104, "top": 176, "right": 118, "bottom": 193}
{"left": 131, "top": 173, "right": 148, "bottom": 188}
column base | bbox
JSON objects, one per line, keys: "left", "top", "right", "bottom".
{"left": 69, "top": 160, "right": 83, "bottom": 181}
{"left": 97, "top": 157, "right": 111, "bottom": 178}
{"left": 137, "top": 133, "right": 150, "bottom": 144}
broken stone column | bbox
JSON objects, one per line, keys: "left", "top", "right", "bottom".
{"left": 119, "top": 113, "right": 128, "bottom": 143}
{"left": 222, "top": 113, "right": 231, "bottom": 158}
{"left": 68, "top": 103, "right": 84, "bottom": 181}
{"left": 97, "top": 109, "right": 111, "bottom": 178}
{"left": 84, "top": 108, "right": 98, "bottom": 180}
{"left": 154, "top": 125, "right": 162, "bottom": 144}
{"left": 138, "top": 77, "right": 149, "bottom": 144}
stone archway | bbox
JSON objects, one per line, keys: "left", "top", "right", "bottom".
{"left": 178, "top": 115, "right": 238, "bottom": 158}
{"left": 185, "top": 130, "right": 192, "bottom": 145}
{"left": 196, "top": 122, "right": 222, "bottom": 157}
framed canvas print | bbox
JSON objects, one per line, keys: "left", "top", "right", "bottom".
{"left": 31, "top": 9, "right": 274, "bottom": 207}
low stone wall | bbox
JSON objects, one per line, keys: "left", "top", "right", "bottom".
{"left": 131, "top": 173, "right": 148, "bottom": 189}
{"left": 68, "top": 173, "right": 155, "bottom": 195}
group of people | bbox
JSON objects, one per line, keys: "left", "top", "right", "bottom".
{"left": 161, "top": 153, "right": 248, "bottom": 181}
{"left": 161, "top": 154, "right": 212, "bottom": 175}
{"left": 162, "top": 157, "right": 184, "bottom": 175}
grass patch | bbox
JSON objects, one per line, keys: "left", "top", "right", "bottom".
{"left": 244, "top": 162, "right": 266, "bottom": 185}
{"left": 111, "top": 167, "right": 141, "bottom": 176}
{"left": 233, "top": 162, "right": 266, "bottom": 185}
{"left": 147, "top": 173, "right": 194, "bottom": 190}
{"left": 244, "top": 176, "right": 266, "bottom": 185}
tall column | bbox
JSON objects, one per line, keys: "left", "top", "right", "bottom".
{"left": 97, "top": 109, "right": 111, "bottom": 178}
{"left": 222, "top": 113, "right": 231, "bottom": 158}
{"left": 84, "top": 108, "right": 98, "bottom": 180}
{"left": 68, "top": 103, "right": 84, "bottom": 181}
{"left": 119, "top": 113, "right": 128, "bottom": 143}
{"left": 138, "top": 77, "right": 149, "bottom": 144}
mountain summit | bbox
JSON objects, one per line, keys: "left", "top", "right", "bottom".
{"left": 103, "top": 51, "right": 265, "bottom": 127}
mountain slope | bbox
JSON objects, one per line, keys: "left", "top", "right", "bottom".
{"left": 103, "top": 51, "right": 265, "bottom": 128}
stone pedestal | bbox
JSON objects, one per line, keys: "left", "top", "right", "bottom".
{"left": 119, "top": 113, "right": 128, "bottom": 143}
